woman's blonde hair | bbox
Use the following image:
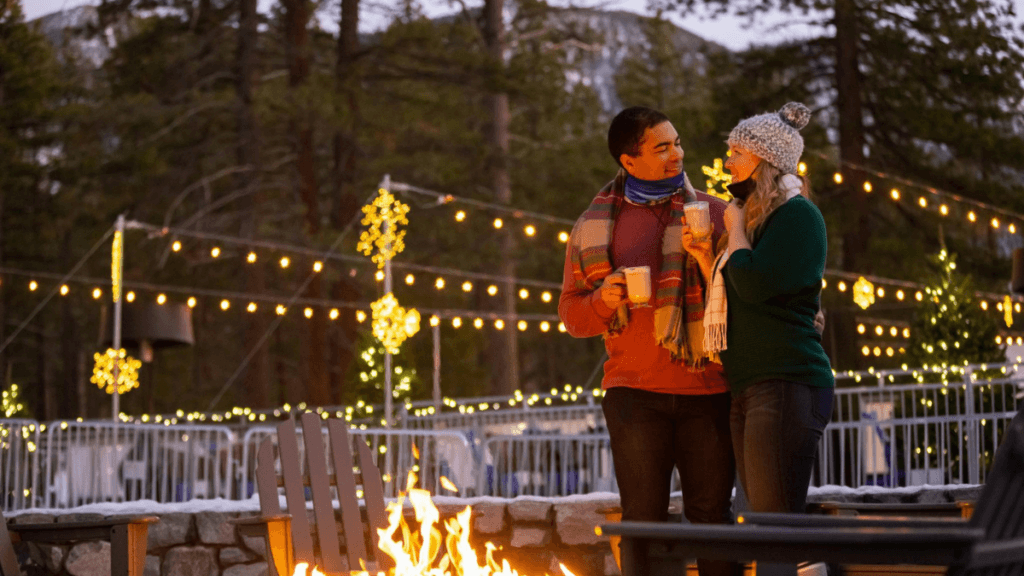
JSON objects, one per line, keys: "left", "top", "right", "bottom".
{"left": 717, "top": 160, "right": 811, "bottom": 252}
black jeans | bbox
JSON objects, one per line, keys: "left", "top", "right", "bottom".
{"left": 603, "top": 387, "right": 741, "bottom": 576}
{"left": 731, "top": 380, "right": 834, "bottom": 576}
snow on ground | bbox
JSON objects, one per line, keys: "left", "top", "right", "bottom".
{"left": 7, "top": 484, "right": 976, "bottom": 518}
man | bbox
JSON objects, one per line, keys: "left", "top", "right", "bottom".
{"left": 558, "top": 107, "right": 739, "bottom": 576}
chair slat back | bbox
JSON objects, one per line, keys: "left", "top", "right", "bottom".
{"left": 356, "top": 440, "right": 391, "bottom": 571}
{"left": 0, "top": 509, "right": 24, "bottom": 576}
{"left": 962, "top": 408, "right": 1024, "bottom": 575}
{"left": 326, "top": 420, "right": 369, "bottom": 571}
{"left": 255, "top": 438, "right": 283, "bottom": 517}
{"left": 299, "top": 413, "right": 346, "bottom": 574}
{"left": 277, "top": 420, "right": 316, "bottom": 564}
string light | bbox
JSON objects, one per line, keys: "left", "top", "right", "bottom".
{"left": 452, "top": 317, "right": 462, "bottom": 328}
{"left": 558, "top": 322, "right": 566, "bottom": 332}
{"left": 493, "top": 218, "right": 503, "bottom": 229}
{"left": 968, "top": 211, "right": 977, "bottom": 223}
{"left": 833, "top": 172, "right": 843, "bottom": 184}
{"left": 429, "top": 315, "right": 440, "bottom": 327}
{"left": 156, "top": 293, "right": 167, "bottom": 305}
{"left": 940, "top": 204, "right": 949, "bottom": 216}
{"left": 1011, "top": 224, "right": 1018, "bottom": 234}
{"left": 494, "top": 319, "right": 505, "bottom": 330}
{"left": 797, "top": 162, "right": 808, "bottom": 176}
{"left": 220, "top": 299, "right": 230, "bottom": 310}
{"left": 455, "top": 211, "right": 466, "bottom": 222}
{"left": 435, "top": 278, "right": 445, "bottom": 290}
{"left": 540, "top": 321, "right": 550, "bottom": 332}
{"left": 918, "top": 197, "right": 927, "bottom": 208}
{"left": 405, "top": 274, "right": 415, "bottom": 285}
{"left": 518, "top": 320, "right": 528, "bottom": 331}
{"left": 188, "top": 297, "right": 197, "bottom": 308}
{"left": 991, "top": 218, "right": 1000, "bottom": 229}
{"left": 329, "top": 308, "right": 339, "bottom": 320}
{"left": 127, "top": 291, "right": 136, "bottom": 302}
{"left": 356, "top": 310, "right": 367, "bottom": 322}
{"left": 896, "top": 290, "right": 905, "bottom": 301}
{"left": 304, "top": 307, "right": 313, "bottom": 318}
{"left": 524, "top": 225, "right": 536, "bottom": 237}
{"left": 210, "top": 247, "right": 221, "bottom": 258}
{"left": 247, "top": 302, "right": 258, "bottom": 313}
{"left": 277, "top": 305, "right": 287, "bottom": 316}
{"left": 28, "top": 281, "right": 37, "bottom": 291}
{"left": 313, "top": 261, "right": 323, "bottom": 272}
{"left": 462, "top": 281, "right": 473, "bottom": 292}
{"left": 473, "top": 318, "right": 484, "bottom": 329}
{"left": 541, "top": 291, "right": 552, "bottom": 303}
{"left": 280, "top": 256, "right": 290, "bottom": 268}
{"left": 92, "top": 288, "right": 102, "bottom": 299}
{"left": 838, "top": 281, "right": 847, "bottom": 292}
{"left": 558, "top": 232, "right": 569, "bottom": 243}
{"left": 857, "top": 324, "right": 866, "bottom": 334}
{"left": 172, "top": 241, "right": 182, "bottom": 252}
{"left": 890, "top": 189, "right": 900, "bottom": 201}
{"left": 487, "top": 285, "right": 498, "bottom": 296}
{"left": 864, "top": 181, "right": 873, "bottom": 193}
{"left": 60, "top": 284, "right": 69, "bottom": 296}
{"left": 375, "top": 271, "right": 385, "bottom": 282}
{"left": 519, "top": 288, "right": 530, "bottom": 300}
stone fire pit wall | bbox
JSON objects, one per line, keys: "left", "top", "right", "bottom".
{"left": 7, "top": 485, "right": 981, "bottom": 576}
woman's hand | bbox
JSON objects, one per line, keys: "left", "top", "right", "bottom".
{"left": 724, "top": 200, "right": 747, "bottom": 234}
{"left": 682, "top": 224, "right": 714, "bottom": 282}
{"left": 597, "top": 271, "right": 628, "bottom": 310}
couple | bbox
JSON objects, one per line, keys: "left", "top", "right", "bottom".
{"left": 558, "top": 104, "right": 834, "bottom": 576}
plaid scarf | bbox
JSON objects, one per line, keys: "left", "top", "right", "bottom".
{"left": 567, "top": 169, "right": 710, "bottom": 368}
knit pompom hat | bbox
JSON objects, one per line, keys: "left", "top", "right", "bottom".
{"left": 727, "top": 102, "right": 811, "bottom": 175}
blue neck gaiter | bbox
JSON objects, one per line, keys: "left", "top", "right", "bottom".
{"left": 624, "top": 172, "right": 686, "bottom": 204}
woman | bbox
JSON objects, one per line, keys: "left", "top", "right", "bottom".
{"left": 691, "top": 102, "right": 834, "bottom": 574}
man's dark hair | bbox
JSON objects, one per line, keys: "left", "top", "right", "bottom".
{"left": 608, "top": 106, "right": 670, "bottom": 168}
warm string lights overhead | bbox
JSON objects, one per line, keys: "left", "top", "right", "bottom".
{"left": 807, "top": 150, "right": 1024, "bottom": 240}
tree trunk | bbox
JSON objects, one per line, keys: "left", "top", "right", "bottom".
{"left": 483, "top": 0, "right": 519, "bottom": 396}
{"left": 283, "top": 0, "right": 329, "bottom": 406}
{"left": 832, "top": 0, "right": 868, "bottom": 371}
{"left": 237, "top": 0, "right": 272, "bottom": 408}
{"left": 329, "top": 0, "right": 362, "bottom": 403}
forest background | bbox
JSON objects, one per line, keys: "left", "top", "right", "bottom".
{"left": 3, "top": 0, "right": 1024, "bottom": 421}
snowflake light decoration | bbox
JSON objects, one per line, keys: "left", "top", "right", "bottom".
{"left": 91, "top": 348, "right": 142, "bottom": 395}
{"left": 702, "top": 158, "right": 733, "bottom": 201}
{"left": 853, "top": 276, "right": 876, "bottom": 310}
{"left": 357, "top": 189, "right": 410, "bottom": 269}
{"left": 370, "top": 293, "right": 421, "bottom": 354}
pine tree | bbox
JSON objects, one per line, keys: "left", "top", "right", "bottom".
{"left": 907, "top": 249, "right": 1005, "bottom": 380}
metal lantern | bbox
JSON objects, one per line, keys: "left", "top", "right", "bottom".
{"left": 98, "top": 302, "right": 194, "bottom": 361}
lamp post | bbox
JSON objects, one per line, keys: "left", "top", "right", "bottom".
{"left": 112, "top": 214, "right": 125, "bottom": 422}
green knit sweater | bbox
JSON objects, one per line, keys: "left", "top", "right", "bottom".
{"left": 719, "top": 196, "right": 834, "bottom": 393}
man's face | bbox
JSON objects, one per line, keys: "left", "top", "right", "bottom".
{"left": 619, "top": 121, "right": 684, "bottom": 181}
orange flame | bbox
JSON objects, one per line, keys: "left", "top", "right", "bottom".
{"left": 332, "top": 472, "right": 577, "bottom": 576}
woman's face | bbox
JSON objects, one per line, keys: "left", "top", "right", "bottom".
{"left": 724, "top": 146, "right": 761, "bottom": 182}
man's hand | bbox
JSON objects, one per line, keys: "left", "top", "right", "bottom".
{"left": 814, "top": 309, "right": 826, "bottom": 335}
{"left": 598, "top": 271, "right": 628, "bottom": 310}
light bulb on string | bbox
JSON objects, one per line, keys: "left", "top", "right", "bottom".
{"left": 220, "top": 299, "right": 230, "bottom": 311}
{"left": 838, "top": 281, "right": 847, "bottom": 292}
{"left": 211, "top": 247, "right": 221, "bottom": 258}
{"left": 156, "top": 293, "right": 167, "bottom": 305}
{"left": 487, "top": 285, "right": 498, "bottom": 296}
{"left": 329, "top": 308, "right": 339, "bottom": 320}
{"left": 493, "top": 218, "right": 503, "bottom": 229}
{"left": 462, "top": 281, "right": 473, "bottom": 292}
{"left": 524, "top": 225, "right": 536, "bottom": 237}
{"left": 452, "top": 317, "right": 462, "bottom": 328}
{"left": 126, "top": 291, "right": 136, "bottom": 302}
{"left": 494, "top": 319, "right": 505, "bottom": 330}
{"left": 833, "top": 172, "right": 843, "bottom": 184}
{"left": 455, "top": 210, "right": 466, "bottom": 222}
{"left": 247, "top": 252, "right": 257, "bottom": 263}
{"left": 92, "top": 288, "right": 102, "bottom": 299}
{"left": 541, "top": 291, "right": 552, "bottom": 303}
{"left": 313, "top": 261, "right": 323, "bottom": 272}
{"left": 29, "top": 281, "right": 37, "bottom": 291}
{"left": 280, "top": 256, "right": 290, "bottom": 268}
{"left": 172, "top": 241, "right": 182, "bottom": 252}
{"left": 429, "top": 315, "right": 439, "bottom": 327}
{"left": 940, "top": 204, "right": 949, "bottom": 216}
{"left": 540, "top": 321, "right": 551, "bottom": 332}
{"left": 519, "top": 288, "right": 530, "bottom": 300}
{"left": 558, "top": 231, "right": 569, "bottom": 243}
{"left": 435, "top": 277, "right": 445, "bottom": 290}
{"left": 473, "top": 318, "right": 484, "bottom": 329}
{"left": 188, "top": 297, "right": 197, "bottom": 308}
{"left": 863, "top": 181, "right": 873, "bottom": 193}
{"left": 968, "top": 211, "right": 977, "bottom": 223}
{"left": 405, "top": 274, "right": 415, "bottom": 285}
{"left": 247, "top": 302, "right": 258, "bottom": 313}
{"left": 890, "top": 189, "right": 900, "bottom": 201}
{"left": 277, "top": 305, "right": 287, "bottom": 316}
{"left": 918, "top": 197, "right": 927, "bottom": 208}
{"left": 60, "top": 285, "right": 69, "bottom": 296}
{"left": 517, "top": 320, "right": 528, "bottom": 331}
{"left": 375, "top": 270, "right": 385, "bottom": 282}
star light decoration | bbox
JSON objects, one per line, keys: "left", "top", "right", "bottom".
{"left": 91, "top": 348, "right": 142, "bottom": 395}
{"left": 357, "top": 188, "right": 410, "bottom": 269}
{"left": 370, "top": 293, "right": 421, "bottom": 354}
{"left": 853, "top": 276, "right": 876, "bottom": 310}
{"left": 702, "top": 158, "right": 733, "bottom": 201}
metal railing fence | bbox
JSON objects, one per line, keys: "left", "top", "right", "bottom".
{"left": 478, "top": 433, "right": 616, "bottom": 497}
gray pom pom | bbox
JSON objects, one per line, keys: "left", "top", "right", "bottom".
{"left": 778, "top": 102, "right": 811, "bottom": 130}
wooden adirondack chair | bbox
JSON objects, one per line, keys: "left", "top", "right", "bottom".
{"left": 1, "top": 510, "right": 157, "bottom": 576}
{"left": 604, "top": 408, "right": 1024, "bottom": 576}
{"left": 234, "top": 412, "right": 391, "bottom": 576}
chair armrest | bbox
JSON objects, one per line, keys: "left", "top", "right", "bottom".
{"left": 739, "top": 512, "right": 968, "bottom": 529}
{"left": 603, "top": 521, "right": 985, "bottom": 567}
{"left": 230, "top": 514, "right": 293, "bottom": 527}
{"left": 9, "top": 516, "right": 158, "bottom": 542}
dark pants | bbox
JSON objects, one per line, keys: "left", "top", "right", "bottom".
{"left": 731, "top": 380, "right": 834, "bottom": 576}
{"left": 603, "top": 387, "right": 741, "bottom": 576}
